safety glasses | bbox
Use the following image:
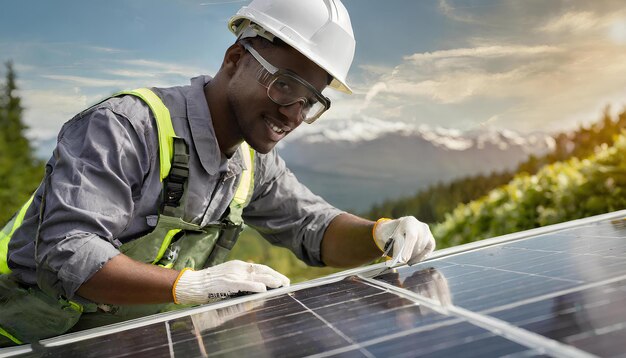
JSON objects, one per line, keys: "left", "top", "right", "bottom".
{"left": 241, "top": 42, "right": 331, "bottom": 124}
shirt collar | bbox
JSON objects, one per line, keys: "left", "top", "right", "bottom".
{"left": 185, "top": 75, "right": 246, "bottom": 176}
{"left": 186, "top": 75, "right": 222, "bottom": 175}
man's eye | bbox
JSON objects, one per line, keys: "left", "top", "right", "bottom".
{"left": 275, "top": 80, "right": 292, "bottom": 92}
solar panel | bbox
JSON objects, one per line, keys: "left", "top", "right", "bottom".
{"left": 374, "top": 228, "right": 626, "bottom": 312}
{"left": 1, "top": 210, "right": 625, "bottom": 358}
{"left": 489, "top": 278, "right": 626, "bottom": 357}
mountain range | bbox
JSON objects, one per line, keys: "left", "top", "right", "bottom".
{"left": 278, "top": 117, "right": 554, "bottom": 212}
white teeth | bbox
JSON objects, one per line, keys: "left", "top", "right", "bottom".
{"left": 269, "top": 122, "right": 284, "bottom": 134}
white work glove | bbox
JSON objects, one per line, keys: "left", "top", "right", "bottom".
{"left": 173, "top": 260, "right": 290, "bottom": 305}
{"left": 373, "top": 216, "right": 435, "bottom": 267}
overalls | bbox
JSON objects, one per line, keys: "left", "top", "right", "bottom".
{"left": 0, "top": 88, "right": 255, "bottom": 346}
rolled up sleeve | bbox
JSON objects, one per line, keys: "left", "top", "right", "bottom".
{"left": 36, "top": 105, "right": 150, "bottom": 299}
{"left": 243, "top": 151, "right": 344, "bottom": 266}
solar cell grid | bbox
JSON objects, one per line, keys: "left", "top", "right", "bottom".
{"left": 13, "top": 322, "right": 172, "bottom": 358}
{"left": 375, "top": 262, "right": 579, "bottom": 312}
{"left": 489, "top": 277, "right": 626, "bottom": 357}
{"left": 329, "top": 321, "right": 536, "bottom": 358}
{"left": 167, "top": 278, "right": 465, "bottom": 357}
{"left": 375, "top": 221, "right": 626, "bottom": 314}
{"left": 508, "top": 233, "right": 626, "bottom": 258}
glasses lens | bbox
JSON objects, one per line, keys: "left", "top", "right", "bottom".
{"left": 304, "top": 102, "right": 325, "bottom": 123}
{"left": 268, "top": 75, "right": 312, "bottom": 103}
{"left": 267, "top": 74, "right": 328, "bottom": 122}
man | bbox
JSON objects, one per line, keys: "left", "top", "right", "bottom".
{"left": 0, "top": 0, "right": 435, "bottom": 346}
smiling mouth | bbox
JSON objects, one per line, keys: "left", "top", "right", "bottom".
{"left": 265, "top": 118, "right": 289, "bottom": 135}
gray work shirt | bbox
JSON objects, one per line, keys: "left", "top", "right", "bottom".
{"left": 7, "top": 75, "right": 343, "bottom": 299}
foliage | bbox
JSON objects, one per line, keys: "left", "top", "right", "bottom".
{"left": 364, "top": 171, "right": 514, "bottom": 223}
{"left": 0, "top": 61, "right": 44, "bottom": 225}
{"left": 432, "top": 132, "right": 626, "bottom": 248}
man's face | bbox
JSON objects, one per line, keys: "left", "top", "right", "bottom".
{"left": 226, "top": 42, "right": 329, "bottom": 154}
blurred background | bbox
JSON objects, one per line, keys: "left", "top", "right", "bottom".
{"left": 1, "top": 0, "right": 626, "bottom": 282}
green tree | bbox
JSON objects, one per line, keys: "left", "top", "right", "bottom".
{"left": 0, "top": 61, "right": 44, "bottom": 224}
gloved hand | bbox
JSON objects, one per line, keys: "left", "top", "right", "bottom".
{"left": 173, "top": 260, "right": 290, "bottom": 305}
{"left": 373, "top": 216, "right": 435, "bottom": 267}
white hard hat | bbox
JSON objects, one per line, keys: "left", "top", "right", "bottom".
{"left": 228, "top": 0, "right": 356, "bottom": 94}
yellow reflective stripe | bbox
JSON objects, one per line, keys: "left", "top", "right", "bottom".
{"left": 68, "top": 300, "right": 83, "bottom": 313}
{"left": 0, "top": 226, "right": 14, "bottom": 274}
{"left": 0, "top": 194, "right": 35, "bottom": 274}
{"left": 114, "top": 88, "right": 176, "bottom": 182}
{"left": 232, "top": 142, "right": 255, "bottom": 206}
{"left": 153, "top": 229, "right": 182, "bottom": 264}
{"left": 0, "top": 326, "right": 22, "bottom": 345}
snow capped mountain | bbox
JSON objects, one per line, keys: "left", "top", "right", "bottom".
{"left": 283, "top": 116, "right": 415, "bottom": 144}
{"left": 278, "top": 117, "right": 555, "bottom": 211}
{"left": 282, "top": 116, "right": 555, "bottom": 155}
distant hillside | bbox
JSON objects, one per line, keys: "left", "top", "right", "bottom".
{"left": 279, "top": 117, "right": 553, "bottom": 211}
{"left": 363, "top": 108, "right": 626, "bottom": 223}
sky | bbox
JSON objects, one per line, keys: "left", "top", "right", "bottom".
{"left": 1, "top": 0, "right": 626, "bottom": 143}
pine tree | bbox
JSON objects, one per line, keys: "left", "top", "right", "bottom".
{"left": 0, "top": 61, "right": 44, "bottom": 224}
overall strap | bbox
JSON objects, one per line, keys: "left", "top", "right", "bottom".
{"left": 161, "top": 138, "right": 190, "bottom": 218}
{"left": 0, "top": 195, "right": 35, "bottom": 274}
{"left": 226, "top": 141, "right": 256, "bottom": 225}
{"left": 114, "top": 89, "right": 192, "bottom": 263}
{"left": 114, "top": 89, "right": 190, "bottom": 218}
{"left": 113, "top": 88, "right": 177, "bottom": 182}
{"left": 203, "top": 142, "right": 255, "bottom": 268}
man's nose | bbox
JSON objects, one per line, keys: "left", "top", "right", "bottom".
{"left": 278, "top": 101, "right": 305, "bottom": 125}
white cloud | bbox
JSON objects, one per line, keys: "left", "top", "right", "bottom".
{"left": 105, "top": 69, "right": 159, "bottom": 78}
{"left": 19, "top": 89, "right": 88, "bottom": 139}
{"left": 365, "top": 82, "right": 387, "bottom": 103}
{"left": 353, "top": 28, "right": 626, "bottom": 132}
{"left": 609, "top": 18, "right": 626, "bottom": 44}
{"left": 438, "top": 0, "right": 477, "bottom": 24}
{"left": 538, "top": 9, "right": 626, "bottom": 43}
{"left": 539, "top": 11, "right": 599, "bottom": 33}
{"left": 405, "top": 45, "right": 562, "bottom": 62}
{"left": 87, "top": 46, "right": 125, "bottom": 54}
{"left": 41, "top": 75, "right": 128, "bottom": 88}
{"left": 116, "top": 59, "right": 206, "bottom": 78}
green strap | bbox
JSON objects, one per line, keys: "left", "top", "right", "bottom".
{"left": 0, "top": 326, "right": 22, "bottom": 345}
{"left": 114, "top": 88, "right": 177, "bottom": 182}
{"left": 0, "top": 194, "right": 35, "bottom": 274}
{"left": 226, "top": 142, "right": 255, "bottom": 225}
{"left": 232, "top": 142, "right": 255, "bottom": 207}
{"left": 153, "top": 229, "right": 182, "bottom": 265}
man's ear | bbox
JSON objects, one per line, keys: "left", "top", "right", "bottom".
{"left": 222, "top": 42, "right": 246, "bottom": 77}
